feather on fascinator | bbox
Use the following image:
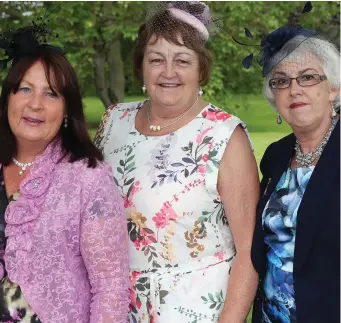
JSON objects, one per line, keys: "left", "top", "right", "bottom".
{"left": 233, "top": 1, "right": 326, "bottom": 77}
{"left": 145, "top": 1, "right": 222, "bottom": 42}
{"left": 0, "top": 11, "right": 64, "bottom": 71}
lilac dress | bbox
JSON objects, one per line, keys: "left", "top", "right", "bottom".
{"left": 0, "top": 167, "right": 41, "bottom": 322}
{"left": 0, "top": 140, "right": 130, "bottom": 322}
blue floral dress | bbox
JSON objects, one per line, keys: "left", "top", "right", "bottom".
{"left": 261, "top": 166, "right": 314, "bottom": 323}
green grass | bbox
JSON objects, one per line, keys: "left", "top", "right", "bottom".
{"left": 84, "top": 95, "right": 290, "bottom": 323}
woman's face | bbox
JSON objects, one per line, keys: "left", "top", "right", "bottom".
{"left": 272, "top": 56, "right": 339, "bottom": 129}
{"left": 8, "top": 60, "right": 65, "bottom": 147}
{"left": 142, "top": 35, "right": 201, "bottom": 108}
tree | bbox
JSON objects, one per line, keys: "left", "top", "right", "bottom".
{"left": 1, "top": 1, "right": 339, "bottom": 112}
{"left": 42, "top": 1, "right": 146, "bottom": 108}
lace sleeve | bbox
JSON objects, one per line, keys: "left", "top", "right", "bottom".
{"left": 80, "top": 162, "right": 129, "bottom": 323}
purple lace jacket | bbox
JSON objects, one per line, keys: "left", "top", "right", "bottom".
{"left": 1, "top": 140, "right": 130, "bottom": 322}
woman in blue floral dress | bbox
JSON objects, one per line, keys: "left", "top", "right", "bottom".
{"left": 234, "top": 2, "right": 340, "bottom": 322}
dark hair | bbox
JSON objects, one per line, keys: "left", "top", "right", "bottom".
{"left": 0, "top": 48, "right": 103, "bottom": 167}
{"left": 133, "top": 10, "right": 213, "bottom": 86}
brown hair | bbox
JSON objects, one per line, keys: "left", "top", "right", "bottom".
{"left": 133, "top": 10, "right": 213, "bottom": 86}
{"left": 0, "top": 48, "right": 103, "bottom": 167}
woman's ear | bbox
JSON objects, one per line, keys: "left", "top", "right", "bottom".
{"left": 329, "top": 87, "right": 340, "bottom": 102}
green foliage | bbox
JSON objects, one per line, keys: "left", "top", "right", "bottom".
{"left": 0, "top": 1, "right": 339, "bottom": 113}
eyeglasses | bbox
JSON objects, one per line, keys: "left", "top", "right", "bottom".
{"left": 269, "top": 74, "right": 327, "bottom": 89}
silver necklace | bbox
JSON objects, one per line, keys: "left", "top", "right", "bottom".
{"left": 146, "top": 96, "right": 199, "bottom": 132}
{"left": 294, "top": 119, "right": 337, "bottom": 167}
{"left": 12, "top": 157, "right": 34, "bottom": 175}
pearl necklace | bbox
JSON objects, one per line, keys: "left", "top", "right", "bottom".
{"left": 146, "top": 96, "right": 199, "bottom": 132}
{"left": 12, "top": 157, "right": 34, "bottom": 175}
{"left": 295, "top": 118, "right": 337, "bottom": 167}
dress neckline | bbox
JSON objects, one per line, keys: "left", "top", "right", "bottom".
{"left": 132, "top": 100, "right": 211, "bottom": 138}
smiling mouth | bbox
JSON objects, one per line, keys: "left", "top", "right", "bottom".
{"left": 290, "top": 103, "right": 307, "bottom": 109}
{"left": 23, "top": 117, "right": 44, "bottom": 124}
{"left": 158, "top": 84, "right": 181, "bottom": 88}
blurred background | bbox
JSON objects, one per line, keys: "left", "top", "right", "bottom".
{"left": 0, "top": 1, "right": 339, "bottom": 170}
{"left": 0, "top": 2, "right": 339, "bottom": 321}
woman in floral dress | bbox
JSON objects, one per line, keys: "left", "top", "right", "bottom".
{"left": 95, "top": 2, "right": 259, "bottom": 322}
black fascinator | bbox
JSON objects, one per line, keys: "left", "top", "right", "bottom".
{"left": 0, "top": 11, "right": 64, "bottom": 71}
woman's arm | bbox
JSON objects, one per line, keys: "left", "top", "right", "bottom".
{"left": 80, "top": 163, "right": 130, "bottom": 323}
{"left": 217, "top": 126, "right": 260, "bottom": 323}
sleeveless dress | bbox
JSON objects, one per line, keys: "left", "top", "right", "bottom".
{"left": 0, "top": 166, "right": 41, "bottom": 323}
{"left": 94, "top": 101, "right": 252, "bottom": 323}
{"left": 261, "top": 166, "right": 314, "bottom": 323}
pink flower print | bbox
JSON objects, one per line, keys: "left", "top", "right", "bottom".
{"left": 130, "top": 181, "right": 141, "bottom": 197}
{"left": 124, "top": 181, "right": 141, "bottom": 208}
{"left": 151, "top": 310, "right": 157, "bottom": 323}
{"left": 216, "top": 110, "right": 232, "bottom": 121}
{"left": 119, "top": 109, "right": 130, "bottom": 120}
{"left": 123, "top": 195, "right": 133, "bottom": 208}
{"left": 141, "top": 229, "right": 157, "bottom": 246}
{"left": 133, "top": 239, "right": 141, "bottom": 250}
{"left": 152, "top": 204, "right": 177, "bottom": 229}
{"left": 202, "top": 110, "right": 217, "bottom": 122}
{"left": 214, "top": 251, "right": 225, "bottom": 261}
{"left": 196, "top": 126, "right": 213, "bottom": 144}
{"left": 198, "top": 165, "right": 206, "bottom": 176}
{"left": 202, "top": 154, "right": 209, "bottom": 162}
{"left": 202, "top": 108, "right": 232, "bottom": 122}
{"left": 129, "top": 286, "right": 142, "bottom": 310}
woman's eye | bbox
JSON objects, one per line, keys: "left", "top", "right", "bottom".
{"left": 301, "top": 74, "right": 314, "bottom": 81}
{"left": 278, "top": 78, "right": 289, "bottom": 85}
{"left": 177, "top": 60, "right": 189, "bottom": 65}
{"left": 150, "top": 59, "right": 163, "bottom": 63}
{"left": 46, "top": 91, "right": 58, "bottom": 98}
{"left": 19, "top": 87, "right": 31, "bottom": 93}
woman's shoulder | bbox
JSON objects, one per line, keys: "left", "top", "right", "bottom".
{"left": 106, "top": 100, "right": 146, "bottom": 117}
{"left": 203, "top": 103, "right": 246, "bottom": 129}
{"left": 260, "top": 133, "right": 295, "bottom": 173}
{"left": 66, "top": 158, "right": 112, "bottom": 177}
{"left": 55, "top": 158, "right": 113, "bottom": 188}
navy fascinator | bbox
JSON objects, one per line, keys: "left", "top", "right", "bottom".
{"left": 233, "top": 1, "right": 322, "bottom": 77}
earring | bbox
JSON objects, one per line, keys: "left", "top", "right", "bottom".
{"left": 64, "top": 115, "right": 68, "bottom": 128}
{"left": 199, "top": 88, "right": 203, "bottom": 96}
{"left": 331, "top": 106, "right": 337, "bottom": 118}
{"left": 142, "top": 85, "right": 146, "bottom": 94}
{"left": 276, "top": 113, "right": 282, "bottom": 125}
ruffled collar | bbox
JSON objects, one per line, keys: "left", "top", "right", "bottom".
{"left": 3, "top": 138, "right": 64, "bottom": 284}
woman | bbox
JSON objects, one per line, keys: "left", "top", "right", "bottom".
{"left": 95, "top": 2, "right": 259, "bottom": 322}
{"left": 0, "top": 25, "right": 129, "bottom": 322}
{"left": 244, "top": 17, "right": 340, "bottom": 323}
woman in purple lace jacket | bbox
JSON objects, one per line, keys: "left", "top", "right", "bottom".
{"left": 0, "top": 26, "right": 129, "bottom": 322}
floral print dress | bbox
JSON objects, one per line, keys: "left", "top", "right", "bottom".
{"left": 94, "top": 101, "right": 252, "bottom": 323}
{"left": 261, "top": 166, "right": 314, "bottom": 323}
{"left": 0, "top": 167, "right": 41, "bottom": 323}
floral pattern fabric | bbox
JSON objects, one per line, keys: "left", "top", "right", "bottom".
{"left": 94, "top": 101, "right": 252, "bottom": 322}
{"left": 261, "top": 166, "right": 314, "bottom": 323}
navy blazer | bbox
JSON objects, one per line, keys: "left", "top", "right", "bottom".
{"left": 251, "top": 121, "right": 340, "bottom": 323}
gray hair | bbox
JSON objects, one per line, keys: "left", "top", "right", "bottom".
{"left": 263, "top": 35, "right": 340, "bottom": 111}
